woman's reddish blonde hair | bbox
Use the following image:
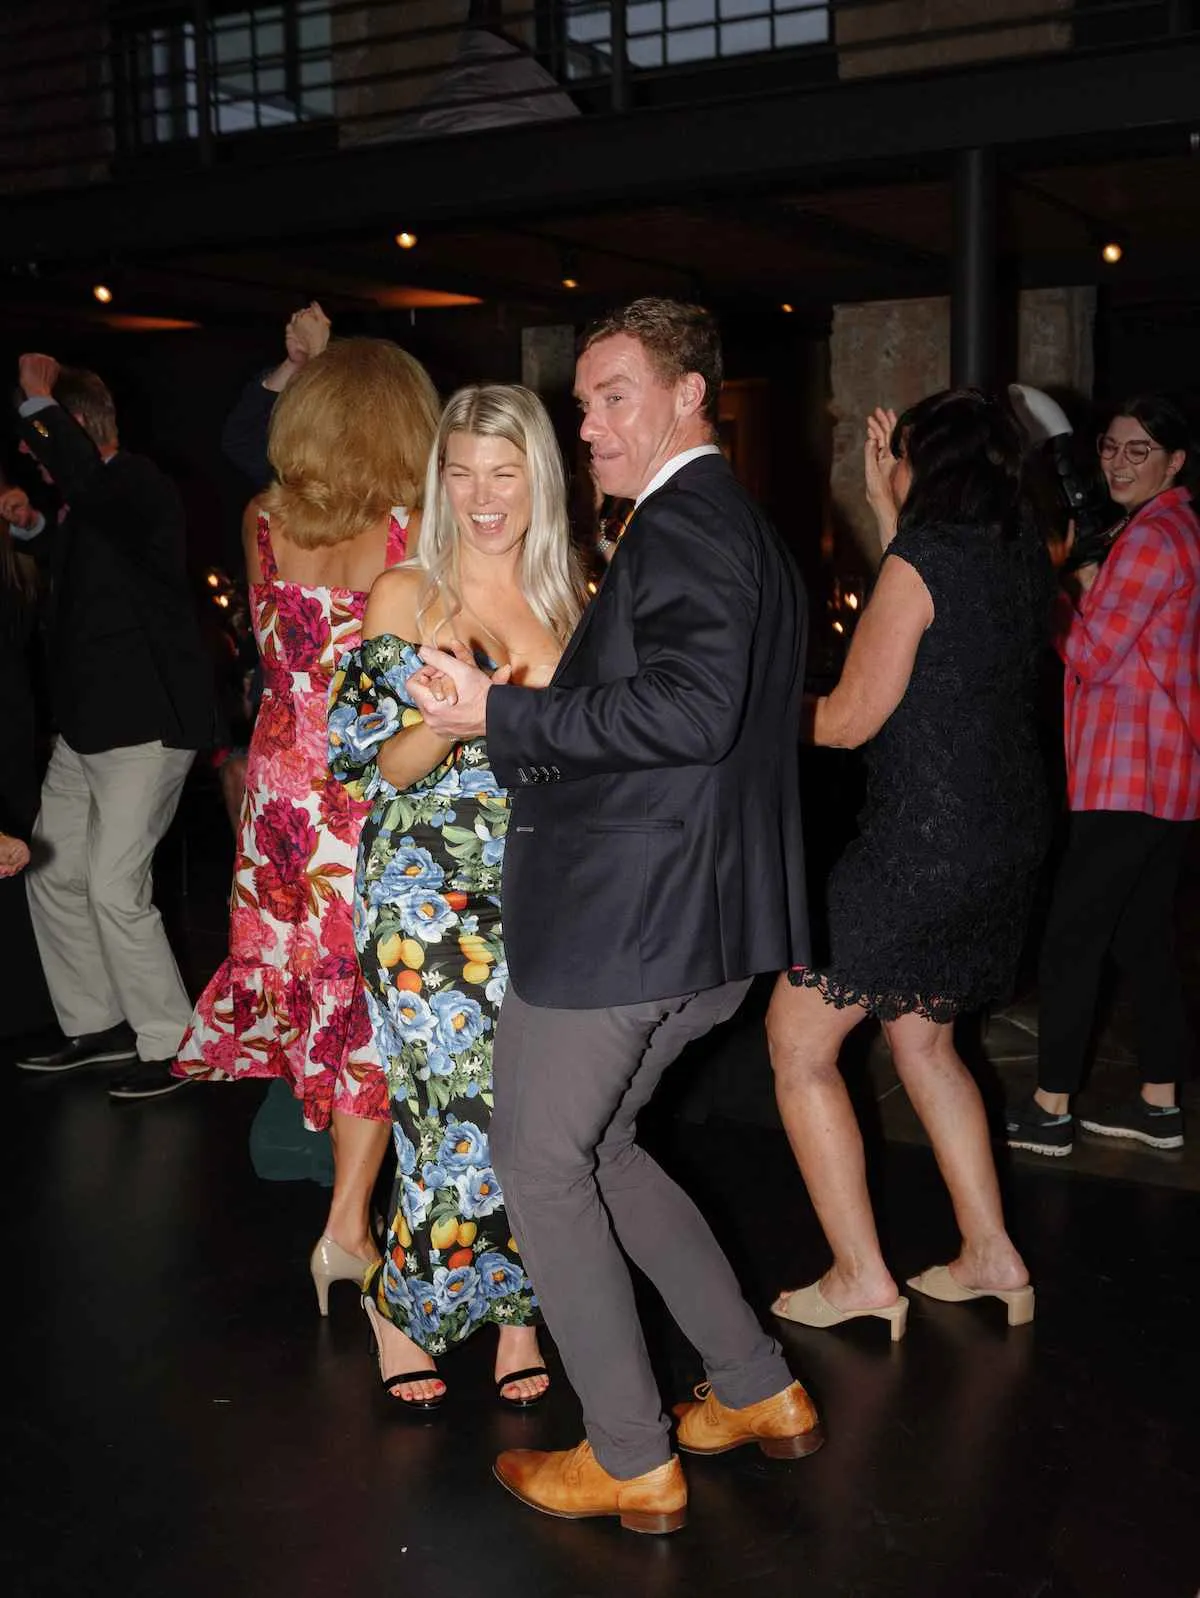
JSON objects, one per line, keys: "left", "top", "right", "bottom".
{"left": 264, "top": 338, "right": 439, "bottom": 549}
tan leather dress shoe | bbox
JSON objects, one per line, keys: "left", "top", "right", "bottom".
{"left": 493, "top": 1440, "right": 688, "bottom": 1534}
{"left": 673, "top": 1379, "right": 825, "bottom": 1459}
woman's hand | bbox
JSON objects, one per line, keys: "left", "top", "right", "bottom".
{"left": 287, "top": 302, "right": 331, "bottom": 365}
{"left": 1048, "top": 517, "right": 1075, "bottom": 571}
{"left": 1074, "top": 561, "right": 1100, "bottom": 594}
{"left": 1055, "top": 524, "right": 1100, "bottom": 599}
{"left": 0, "top": 834, "right": 30, "bottom": 877}
{"left": 864, "top": 406, "right": 901, "bottom": 549}
{"left": 267, "top": 303, "right": 332, "bottom": 393}
{"left": 409, "top": 640, "right": 513, "bottom": 706}
{"left": 408, "top": 664, "right": 458, "bottom": 706}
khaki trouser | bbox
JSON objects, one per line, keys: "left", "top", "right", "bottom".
{"left": 27, "top": 737, "right": 195, "bottom": 1060}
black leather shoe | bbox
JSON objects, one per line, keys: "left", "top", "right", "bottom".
{"left": 17, "top": 1023, "right": 137, "bottom": 1073}
{"left": 107, "top": 1060, "right": 191, "bottom": 1101}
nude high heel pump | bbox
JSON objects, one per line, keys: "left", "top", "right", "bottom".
{"left": 310, "top": 1235, "right": 377, "bottom": 1317}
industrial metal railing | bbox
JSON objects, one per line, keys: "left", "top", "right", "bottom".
{"left": 2, "top": 0, "right": 1196, "bottom": 193}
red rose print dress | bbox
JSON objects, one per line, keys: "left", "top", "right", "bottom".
{"left": 174, "top": 508, "right": 409, "bottom": 1129}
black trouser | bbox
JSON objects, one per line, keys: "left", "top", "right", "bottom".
{"left": 1037, "top": 810, "right": 1195, "bottom": 1093}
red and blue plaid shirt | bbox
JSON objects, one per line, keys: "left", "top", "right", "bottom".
{"left": 1059, "top": 486, "right": 1200, "bottom": 819}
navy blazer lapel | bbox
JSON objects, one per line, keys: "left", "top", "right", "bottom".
{"left": 551, "top": 498, "right": 645, "bottom": 684}
{"left": 551, "top": 589, "right": 598, "bottom": 685}
{"left": 551, "top": 455, "right": 729, "bottom": 685}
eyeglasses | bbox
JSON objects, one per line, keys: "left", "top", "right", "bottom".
{"left": 1097, "top": 436, "right": 1165, "bottom": 466}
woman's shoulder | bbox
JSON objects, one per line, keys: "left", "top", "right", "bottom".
{"left": 1130, "top": 489, "right": 1199, "bottom": 546}
{"left": 363, "top": 563, "right": 425, "bottom": 635}
{"left": 885, "top": 519, "right": 970, "bottom": 570}
{"left": 370, "top": 562, "right": 423, "bottom": 598}
{"left": 892, "top": 517, "right": 974, "bottom": 543}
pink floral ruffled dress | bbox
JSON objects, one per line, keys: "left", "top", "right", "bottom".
{"left": 175, "top": 508, "right": 409, "bottom": 1128}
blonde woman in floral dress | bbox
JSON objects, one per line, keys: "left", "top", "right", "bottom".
{"left": 177, "top": 340, "right": 439, "bottom": 1310}
{"left": 329, "top": 385, "right": 584, "bottom": 1409}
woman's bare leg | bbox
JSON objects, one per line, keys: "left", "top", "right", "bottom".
{"left": 325, "top": 1109, "right": 390, "bottom": 1262}
{"left": 884, "top": 1012, "right": 1027, "bottom": 1290}
{"left": 767, "top": 975, "right": 899, "bottom": 1310}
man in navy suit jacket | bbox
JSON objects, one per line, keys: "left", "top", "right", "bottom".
{"left": 410, "top": 299, "right": 819, "bottom": 1532}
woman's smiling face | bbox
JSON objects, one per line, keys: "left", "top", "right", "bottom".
{"left": 1099, "top": 415, "right": 1185, "bottom": 511}
{"left": 442, "top": 431, "right": 531, "bottom": 557}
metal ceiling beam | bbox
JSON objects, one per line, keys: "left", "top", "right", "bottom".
{"left": 4, "top": 39, "right": 1200, "bottom": 267}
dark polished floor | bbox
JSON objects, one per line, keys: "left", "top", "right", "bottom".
{"left": 6, "top": 1050, "right": 1199, "bottom": 1598}
{"left": 5, "top": 775, "right": 1199, "bottom": 1597}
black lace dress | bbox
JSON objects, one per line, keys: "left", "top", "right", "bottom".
{"left": 792, "top": 519, "right": 1054, "bottom": 1022}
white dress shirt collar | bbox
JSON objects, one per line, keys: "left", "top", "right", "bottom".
{"left": 634, "top": 443, "right": 722, "bottom": 508}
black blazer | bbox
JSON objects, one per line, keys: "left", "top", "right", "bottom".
{"left": 487, "top": 452, "right": 810, "bottom": 1009}
{"left": 17, "top": 405, "right": 215, "bottom": 754}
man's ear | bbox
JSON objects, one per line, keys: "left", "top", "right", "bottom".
{"left": 677, "top": 371, "right": 706, "bottom": 420}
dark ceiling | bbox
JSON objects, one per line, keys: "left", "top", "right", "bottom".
{"left": 5, "top": 147, "right": 1200, "bottom": 343}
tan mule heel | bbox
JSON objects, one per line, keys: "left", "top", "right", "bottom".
{"left": 906, "top": 1265, "right": 1035, "bottom": 1327}
{"left": 309, "top": 1235, "right": 377, "bottom": 1317}
{"left": 772, "top": 1280, "right": 910, "bottom": 1342}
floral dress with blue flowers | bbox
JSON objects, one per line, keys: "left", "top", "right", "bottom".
{"left": 328, "top": 632, "right": 539, "bottom": 1353}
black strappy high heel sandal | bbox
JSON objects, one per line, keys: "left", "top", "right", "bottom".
{"left": 495, "top": 1364, "right": 551, "bottom": 1410}
{"left": 362, "top": 1295, "right": 447, "bottom": 1412}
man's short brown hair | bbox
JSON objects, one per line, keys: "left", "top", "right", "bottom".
{"left": 580, "top": 297, "right": 723, "bottom": 426}
{"left": 53, "top": 367, "right": 118, "bottom": 449}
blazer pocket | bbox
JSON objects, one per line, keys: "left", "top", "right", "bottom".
{"left": 586, "top": 819, "right": 684, "bottom": 833}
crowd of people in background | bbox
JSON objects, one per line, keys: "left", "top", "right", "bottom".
{"left": 2, "top": 295, "right": 1197, "bottom": 1531}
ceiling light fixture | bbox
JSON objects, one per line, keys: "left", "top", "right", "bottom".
{"left": 1100, "top": 239, "right": 1123, "bottom": 265}
{"left": 781, "top": 302, "right": 794, "bottom": 314}
{"left": 560, "top": 249, "right": 580, "bottom": 290}
{"left": 93, "top": 283, "right": 114, "bottom": 304}
{"left": 395, "top": 231, "right": 418, "bottom": 250}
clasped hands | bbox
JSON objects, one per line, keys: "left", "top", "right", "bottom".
{"left": 17, "top": 352, "right": 59, "bottom": 401}
{"left": 0, "top": 834, "right": 30, "bottom": 878}
{"left": 864, "top": 405, "right": 900, "bottom": 549}
{"left": 0, "top": 484, "right": 40, "bottom": 531}
{"left": 285, "top": 302, "right": 330, "bottom": 368}
{"left": 407, "top": 641, "right": 512, "bottom": 739}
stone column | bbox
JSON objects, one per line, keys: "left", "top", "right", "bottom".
{"left": 1017, "top": 286, "right": 1096, "bottom": 399}
{"left": 829, "top": 287, "right": 1095, "bottom": 565}
{"left": 520, "top": 324, "right": 576, "bottom": 399}
{"left": 829, "top": 296, "right": 950, "bottom": 563}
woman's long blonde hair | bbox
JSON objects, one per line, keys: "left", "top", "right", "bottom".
{"left": 263, "top": 338, "right": 439, "bottom": 549}
{"left": 414, "top": 385, "right": 585, "bottom": 645}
